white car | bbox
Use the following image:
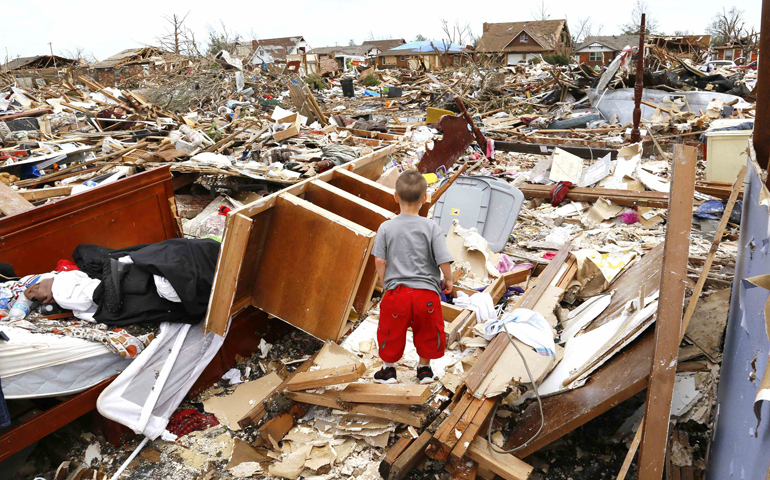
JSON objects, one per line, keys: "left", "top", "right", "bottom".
{"left": 707, "top": 60, "right": 737, "bottom": 70}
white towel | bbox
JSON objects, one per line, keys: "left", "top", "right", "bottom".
{"left": 453, "top": 291, "right": 496, "bottom": 324}
{"left": 482, "top": 308, "right": 555, "bottom": 356}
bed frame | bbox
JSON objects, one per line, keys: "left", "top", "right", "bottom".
{"left": 0, "top": 166, "right": 262, "bottom": 462}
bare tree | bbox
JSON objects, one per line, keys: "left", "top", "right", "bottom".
{"left": 707, "top": 8, "right": 759, "bottom": 61}
{"left": 206, "top": 21, "right": 242, "bottom": 57}
{"left": 620, "top": 0, "right": 660, "bottom": 35}
{"left": 531, "top": 0, "right": 550, "bottom": 21}
{"left": 157, "top": 12, "right": 202, "bottom": 57}
{"left": 572, "top": 17, "right": 604, "bottom": 44}
{"left": 440, "top": 19, "right": 475, "bottom": 46}
{"left": 58, "top": 46, "right": 97, "bottom": 64}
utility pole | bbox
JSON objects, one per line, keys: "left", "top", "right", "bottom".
{"left": 630, "top": 13, "right": 646, "bottom": 143}
{"left": 48, "top": 42, "right": 53, "bottom": 56}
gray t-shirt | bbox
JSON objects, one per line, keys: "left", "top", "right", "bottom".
{"left": 372, "top": 214, "right": 453, "bottom": 294}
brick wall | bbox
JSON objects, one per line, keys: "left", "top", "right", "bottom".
{"left": 579, "top": 50, "right": 616, "bottom": 67}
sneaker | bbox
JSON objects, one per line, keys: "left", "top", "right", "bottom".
{"left": 416, "top": 366, "right": 436, "bottom": 384}
{"left": 374, "top": 366, "right": 398, "bottom": 384}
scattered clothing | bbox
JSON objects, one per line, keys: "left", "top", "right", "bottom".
{"left": 165, "top": 408, "right": 220, "bottom": 438}
{"left": 51, "top": 271, "right": 100, "bottom": 321}
{"left": 378, "top": 286, "right": 446, "bottom": 363}
{"left": 453, "top": 291, "right": 496, "bottom": 324}
{"left": 550, "top": 181, "right": 574, "bottom": 206}
{"left": 482, "top": 308, "right": 555, "bottom": 356}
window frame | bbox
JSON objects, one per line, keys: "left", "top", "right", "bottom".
{"left": 588, "top": 51, "right": 603, "bottom": 62}
{"left": 520, "top": 33, "right": 529, "bottom": 44}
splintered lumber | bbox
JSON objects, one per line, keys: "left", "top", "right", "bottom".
{"left": 518, "top": 183, "right": 669, "bottom": 208}
{"left": 387, "top": 431, "right": 433, "bottom": 480}
{"left": 254, "top": 412, "right": 295, "bottom": 448}
{"left": 379, "top": 436, "right": 415, "bottom": 479}
{"left": 449, "top": 398, "right": 497, "bottom": 465}
{"left": 428, "top": 391, "right": 475, "bottom": 460}
{"left": 284, "top": 390, "right": 427, "bottom": 427}
{"left": 339, "top": 383, "right": 431, "bottom": 405}
{"left": 285, "top": 363, "right": 366, "bottom": 391}
{"left": 636, "top": 145, "right": 697, "bottom": 480}
{"left": 465, "top": 243, "right": 571, "bottom": 394}
{"left": 434, "top": 396, "right": 485, "bottom": 461}
{"left": 18, "top": 186, "right": 73, "bottom": 201}
{"left": 0, "top": 182, "right": 34, "bottom": 216}
{"left": 465, "top": 437, "right": 533, "bottom": 480}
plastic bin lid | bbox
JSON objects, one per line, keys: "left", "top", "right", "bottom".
{"left": 432, "top": 176, "right": 524, "bottom": 252}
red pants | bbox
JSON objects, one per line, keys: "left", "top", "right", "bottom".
{"left": 377, "top": 286, "right": 446, "bottom": 363}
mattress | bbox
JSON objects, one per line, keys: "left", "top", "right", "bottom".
{"left": 0, "top": 326, "right": 133, "bottom": 399}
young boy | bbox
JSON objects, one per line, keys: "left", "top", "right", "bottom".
{"left": 372, "top": 169, "right": 453, "bottom": 384}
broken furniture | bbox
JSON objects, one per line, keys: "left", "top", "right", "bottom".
{"left": 432, "top": 176, "right": 524, "bottom": 252}
{"left": 703, "top": 119, "right": 753, "bottom": 182}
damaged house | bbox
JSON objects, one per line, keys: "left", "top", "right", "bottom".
{"left": 92, "top": 47, "right": 188, "bottom": 87}
{"left": 376, "top": 40, "right": 470, "bottom": 70}
{"left": 476, "top": 19, "right": 572, "bottom": 65}
{"left": 254, "top": 36, "right": 310, "bottom": 64}
{"left": 575, "top": 35, "right": 640, "bottom": 67}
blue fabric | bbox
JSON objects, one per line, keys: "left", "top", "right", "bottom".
{"left": 0, "top": 376, "right": 10, "bottom": 428}
{"left": 388, "top": 40, "right": 466, "bottom": 53}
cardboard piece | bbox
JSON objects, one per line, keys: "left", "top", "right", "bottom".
{"left": 585, "top": 198, "right": 623, "bottom": 224}
{"left": 203, "top": 372, "right": 283, "bottom": 431}
{"left": 578, "top": 153, "right": 612, "bottom": 187}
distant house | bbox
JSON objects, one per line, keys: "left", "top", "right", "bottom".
{"left": 476, "top": 19, "right": 572, "bottom": 65}
{"left": 376, "top": 40, "right": 470, "bottom": 70}
{"left": 712, "top": 37, "right": 759, "bottom": 64}
{"left": 649, "top": 35, "right": 710, "bottom": 61}
{"left": 92, "top": 47, "right": 187, "bottom": 87}
{"left": 309, "top": 45, "right": 368, "bottom": 72}
{"left": 361, "top": 39, "right": 406, "bottom": 57}
{"left": 575, "top": 35, "right": 640, "bottom": 67}
{"left": 224, "top": 41, "right": 255, "bottom": 58}
{"left": 3, "top": 55, "right": 78, "bottom": 71}
{"left": 254, "top": 36, "right": 309, "bottom": 63}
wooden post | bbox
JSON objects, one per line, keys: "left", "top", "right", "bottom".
{"left": 636, "top": 145, "right": 697, "bottom": 479}
{"left": 754, "top": 0, "right": 770, "bottom": 172}
{"left": 630, "top": 13, "right": 646, "bottom": 143}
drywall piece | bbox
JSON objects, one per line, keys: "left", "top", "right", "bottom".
{"left": 670, "top": 373, "right": 701, "bottom": 417}
{"left": 472, "top": 338, "right": 556, "bottom": 399}
{"left": 445, "top": 221, "right": 500, "bottom": 282}
{"left": 251, "top": 193, "right": 375, "bottom": 341}
{"left": 578, "top": 153, "right": 612, "bottom": 187}
{"left": 203, "top": 372, "right": 282, "bottom": 431}
{"left": 559, "top": 293, "right": 613, "bottom": 344}
{"left": 269, "top": 444, "right": 311, "bottom": 480}
{"left": 226, "top": 438, "right": 269, "bottom": 474}
{"left": 684, "top": 288, "right": 731, "bottom": 361}
{"left": 339, "top": 383, "right": 431, "bottom": 405}
{"left": 636, "top": 165, "right": 671, "bottom": 193}
{"left": 549, "top": 148, "right": 584, "bottom": 184}
{"left": 313, "top": 341, "right": 362, "bottom": 369}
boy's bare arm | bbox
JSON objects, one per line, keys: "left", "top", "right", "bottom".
{"left": 439, "top": 262, "right": 453, "bottom": 294}
{"left": 374, "top": 257, "right": 387, "bottom": 285}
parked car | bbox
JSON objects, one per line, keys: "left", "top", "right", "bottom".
{"left": 707, "top": 60, "right": 737, "bottom": 70}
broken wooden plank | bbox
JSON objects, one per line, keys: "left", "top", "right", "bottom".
{"left": 434, "top": 396, "right": 485, "bottom": 461}
{"left": 429, "top": 391, "right": 476, "bottom": 460}
{"left": 18, "top": 186, "right": 72, "bottom": 201}
{"left": 616, "top": 418, "right": 644, "bottom": 480}
{"left": 339, "top": 383, "right": 431, "bottom": 405}
{"left": 637, "top": 144, "right": 697, "bottom": 480}
{"left": 465, "top": 436, "right": 533, "bottom": 480}
{"left": 284, "top": 390, "right": 427, "bottom": 427}
{"left": 0, "top": 182, "right": 34, "bottom": 216}
{"left": 328, "top": 168, "right": 400, "bottom": 214}
{"left": 379, "top": 436, "right": 415, "bottom": 479}
{"left": 494, "top": 140, "right": 618, "bottom": 160}
{"left": 387, "top": 430, "right": 433, "bottom": 480}
{"left": 253, "top": 412, "right": 295, "bottom": 448}
{"left": 450, "top": 398, "right": 496, "bottom": 465}
{"left": 285, "top": 363, "right": 366, "bottom": 391}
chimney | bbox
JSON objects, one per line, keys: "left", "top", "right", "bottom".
{"left": 483, "top": 22, "right": 490, "bottom": 33}
{"left": 252, "top": 39, "right": 258, "bottom": 50}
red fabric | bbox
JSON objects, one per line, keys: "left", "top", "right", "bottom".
{"left": 378, "top": 286, "right": 446, "bottom": 362}
{"left": 55, "top": 259, "right": 79, "bottom": 272}
{"left": 218, "top": 206, "right": 231, "bottom": 216}
{"left": 166, "top": 409, "right": 219, "bottom": 438}
{"left": 542, "top": 251, "right": 557, "bottom": 260}
{"left": 549, "top": 181, "right": 574, "bottom": 207}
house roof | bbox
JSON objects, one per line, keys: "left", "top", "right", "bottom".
{"left": 255, "top": 36, "right": 306, "bottom": 61}
{"left": 310, "top": 45, "right": 368, "bottom": 56}
{"left": 378, "top": 40, "right": 468, "bottom": 56}
{"left": 4, "top": 55, "right": 77, "bottom": 70}
{"left": 361, "top": 39, "right": 406, "bottom": 51}
{"left": 476, "top": 20, "right": 568, "bottom": 53}
{"left": 93, "top": 47, "right": 165, "bottom": 69}
{"left": 576, "top": 35, "right": 641, "bottom": 52}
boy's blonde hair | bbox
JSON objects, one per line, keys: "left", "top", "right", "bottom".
{"left": 395, "top": 169, "right": 427, "bottom": 204}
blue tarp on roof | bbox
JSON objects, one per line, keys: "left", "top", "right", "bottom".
{"left": 388, "top": 40, "right": 466, "bottom": 53}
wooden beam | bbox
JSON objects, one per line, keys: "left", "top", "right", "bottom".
{"left": 284, "top": 390, "right": 427, "bottom": 427}
{"left": 338, "top": 383, "right": 431, "bottom": 405}
{"left": 18, "top": 186, "right": 72, "bottom": 201}
{"left": 450, "top": 398, "right": 496, "bottom": 465}
{"left": 637, "top": 144, "right": 697, "bottom": 480}
{"left": 465, "top": 437, "right": 533, "bottom": 480}
{"left": 0, "top": 182, "right": 34, "bottom": 216}
{"left": 494, "top": 140, "right": 618, "bottom": 159}
{"left": 386, "top": 431, "right": 432, "bottom": 480}
{"left": 329, "top": 168, "right": 400, "bottom": 214}
{"left": 285, "top": 363, "right": 365, "bottom": 391}
{"left": 517, "top": 183, "right": 669, "bottom": 208}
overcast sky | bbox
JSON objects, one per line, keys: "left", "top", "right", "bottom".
{"left": 0, "top": 0, "right": 762, "bottom": 62}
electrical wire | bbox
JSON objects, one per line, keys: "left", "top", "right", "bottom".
{"left": 486, "top": 322, "right": 545, "bottom": 454}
